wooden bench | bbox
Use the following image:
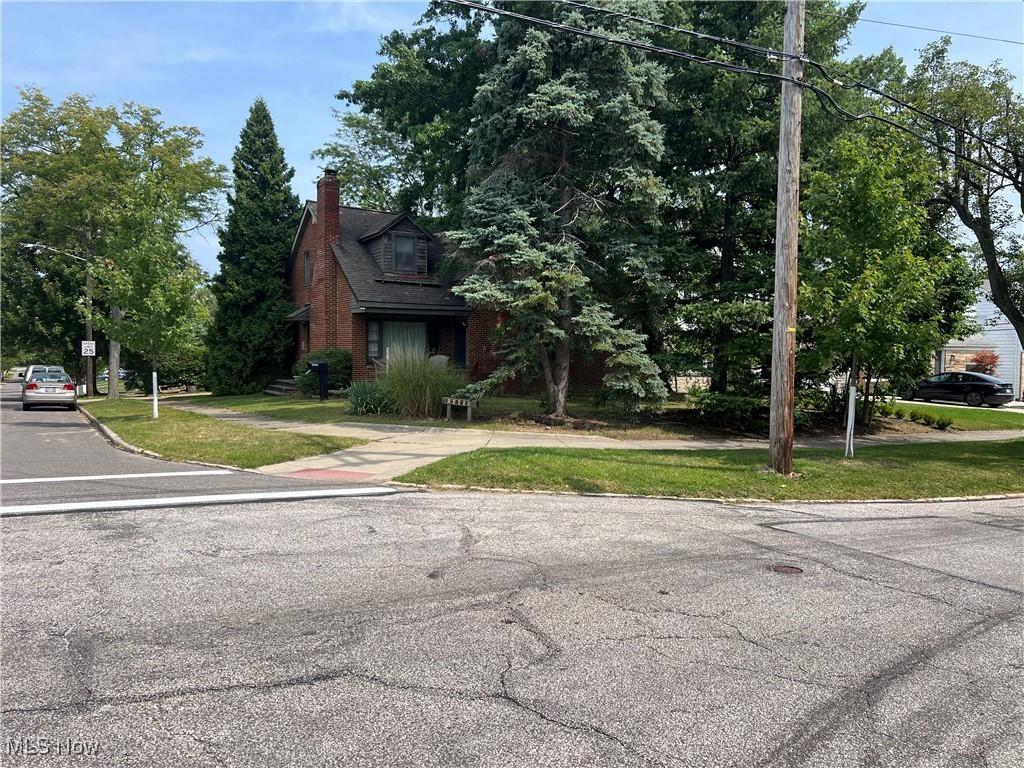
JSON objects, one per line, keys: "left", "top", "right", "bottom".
{"left": 442, "top": 396, "right": 479, "bottom": 422}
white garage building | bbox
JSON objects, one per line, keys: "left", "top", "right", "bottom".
{"left": 939, "top": 280, "right": 1023, "bottom": 400}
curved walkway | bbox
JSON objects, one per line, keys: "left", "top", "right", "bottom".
{"left": 165, "top": 402, "right": 1023, "bottom": 483}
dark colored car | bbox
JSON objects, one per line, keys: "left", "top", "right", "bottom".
{"left": 903, "top": 371, "right": 1015, "bottom": 407}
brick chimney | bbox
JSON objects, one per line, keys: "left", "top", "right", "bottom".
{"left": 311, "top": 169, "right": 340, "bottom": 349}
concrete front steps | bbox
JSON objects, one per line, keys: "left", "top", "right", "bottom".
{"left": 263, "top": 377, "right": 299, "bottom": 396}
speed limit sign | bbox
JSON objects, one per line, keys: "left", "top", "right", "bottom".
{"left": 81, "top": 340, "right": 96, "bottom": 357}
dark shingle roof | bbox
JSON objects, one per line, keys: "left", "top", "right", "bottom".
{"left": 308, "top": 203, "right": 467, "bottom": 315}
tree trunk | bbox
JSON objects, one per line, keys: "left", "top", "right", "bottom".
{"left": 106, "top": 307, "right": 124, "bottom": 400}
{"left": 950, "top": 192, "right": 1024, "bottom": 349}
{"left": 859, "top": 367, "right": 874, "bottom": 425}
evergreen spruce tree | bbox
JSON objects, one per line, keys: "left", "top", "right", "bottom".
{"left": 451, "top": 2, "right": 669, "bottom": 417}
{"left": 207, "top": 99, "right": 300, "bottom": 395}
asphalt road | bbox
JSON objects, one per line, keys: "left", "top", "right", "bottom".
{"left": 1, "top": 492, "right": 1021, "bottom": 767}
{"left": 0, "top": 383, "right": 387, "bottom": 510}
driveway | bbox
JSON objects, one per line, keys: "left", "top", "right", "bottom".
{"left": 0, "top": 383, "right": 393, "bottom": 513}
{"left": 1, "top": 492, "right": 1020, "bottom": 766}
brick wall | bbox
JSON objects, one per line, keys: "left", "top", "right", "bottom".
{"left": 467, "top": 308, "right": 500, "bottom": 380}
{"left": 310, "top": 171, "right": 340, "bottom": 350}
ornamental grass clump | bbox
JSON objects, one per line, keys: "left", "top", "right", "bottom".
{"left": 345, "top": 381, "right": 390, "bottom": 415}
{"left": 378, "top": 351, "right": 466, "bottom": 418}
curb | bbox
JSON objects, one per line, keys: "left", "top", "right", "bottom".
{"left": 384, "top": 481, "right": 1024, "bottom": 505}
{"left": 77, "top": 406, "right": 252, "bottom": 473}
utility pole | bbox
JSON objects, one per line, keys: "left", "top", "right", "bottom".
{"left": 768, "top": 0, "right": 805, "bottom": 475}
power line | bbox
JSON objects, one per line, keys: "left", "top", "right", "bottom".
{"left": 807, "top": 6, "right": 1024, "bottom": 47}
{"left": 556, "top": 0, "right": 801, "bottom": 60}
{"left": 557, "top": 0, "right": 1016, "bottom": 158}
{"left": 448, "top": 0, "right": 1008, "bottom": 176}
{"left": 447, "top": 0, "right": 803, "bottom": 87}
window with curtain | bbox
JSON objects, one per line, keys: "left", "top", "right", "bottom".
{"left": 367, "top": 321, "right": 428, "bottom": 362}
{"left": 394, "top": 236, "right": 416, "bottom": 273}
{"left": 384, "top": 321, "right": 427, "bottom": 358}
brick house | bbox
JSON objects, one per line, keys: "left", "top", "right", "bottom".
{"left": 286, "top": 169, "right": 604, "bottom": 389}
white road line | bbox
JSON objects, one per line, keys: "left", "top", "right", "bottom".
{"left": 0, "top": 470, "right": 233, "bottom": 485}
{"left": 0, "top": 487, "right": 399, "bottom": 516}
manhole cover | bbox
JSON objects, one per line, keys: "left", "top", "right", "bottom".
{"left": 771, "top": 563, "right": 803, "bottom": 575}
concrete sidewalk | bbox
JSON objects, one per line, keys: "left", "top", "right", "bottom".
{"left": 166, "top": 402, "right": 1022, "bottom": 483}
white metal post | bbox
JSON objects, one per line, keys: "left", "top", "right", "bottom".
{"left": 844, "top": 364, "right": 857, "bottom": 458}
{"left": 152, "top": 371, "right": 159, "bottom": 419}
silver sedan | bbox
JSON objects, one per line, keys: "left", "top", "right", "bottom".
{"left": 22, "top": 373, "right": 78, "bottom": 411}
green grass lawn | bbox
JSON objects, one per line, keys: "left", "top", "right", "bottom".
{"left": 84, "top": 399, "right": 364, "bottom": 468}
{"left": 893, "top": 400, "right": 1024, "bottom": 431}
{"left": 396, "top": 439, "right": 1024, "bottom": 500}
{"left": 175, "top": 393, "right": 664, "bottom": 430}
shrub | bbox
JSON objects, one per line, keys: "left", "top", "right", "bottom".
{"left": 378, "top": 351, "right": 466, "bottom": 418}
{"left": 909, "top": 410, "right": 925, "bottom": 423}
{"left": 921, "top": 412, "right": 937, "bottom": 427}
{"left": 968, "top": 350, "right": 1000, "bottom": 375}
{"left": 796, "top": 387, "right": 847, "bottom": 423}
{"left": 692, "top": 391, "right": 767, "bottom": 431}
{"left": 893, "top": 408, "right": 905, "bottom": 420}
{"left": 293, "top": 349, "right": 353, "bottom": 398}
{"left": 346, "top": 380, "right": 391, "bottom": 415}
{"left": 875, "top": 401, "right": 894, "bottom": 418}
{"left": 935, "top": 416, "right": 953, "bottom": 430}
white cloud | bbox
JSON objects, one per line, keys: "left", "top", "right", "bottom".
{"left": 299, "top": 0, "right": 424, "bottom": 36}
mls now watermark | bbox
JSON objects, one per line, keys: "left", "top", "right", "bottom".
{"left": 4, "top": 737, "right": 100, "bottom": 757}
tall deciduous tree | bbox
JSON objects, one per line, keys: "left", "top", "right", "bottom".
{"left": 92, "top": 103, "right": 223, "bottom": 399}
{"left": 207, "top": 99, "right": 300, "bottom": 395}
{"left": 450, "top": 1, "right": 668, "bottom": 416}
{"left": 801, "top": 132, "right": 977, "bottom": 421}
{"left": 1, "top": 89, "right": 223, "bottom": 398}
{"left": 1, "top": 89, "right": 120, "bottom": 375}
{"left": 313, "top": 112, "right": 421, "bottom": 213}
{"left": 330, "top": 1, "right": 494, "bottom": 226}
{"left": 908, "top": 38, "right": 1024, "bottom": 348}
{"left": 652, "top": 0, "right": 862, "bottom": 393}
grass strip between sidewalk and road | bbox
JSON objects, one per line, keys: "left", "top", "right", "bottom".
{"left": 894, "top": 401, "right": 1024, "bottom": 431}
{"left": 396, "top": 439, "right": 1024, "bottom": 500}
{"left": 84, "top": 399, "right": 364, "bottom": 468}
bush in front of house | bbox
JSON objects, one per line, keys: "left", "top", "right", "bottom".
{"left": 346, "top": 381, "right": 391, "bottom": 415}
{"left": 968, "top": 349, "right": 1000, "bottom": 376}
{"left": 293, "top": 349, "right": 353, "bottom": 398}
{"left": 934, "top": 416, "right": 953, "bottom": 430}
{"left": 692, "top": 391, "right": 767, "bottom": 431}
{"left": 909, "top": 409, "right": 925, "bottom": 423}
{"left": 378, "top": 351, "right": 466, "bottom": 418}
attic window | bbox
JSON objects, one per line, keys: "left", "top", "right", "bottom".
{"left": 394, "top": 235, "right": 416, "bottom": 273}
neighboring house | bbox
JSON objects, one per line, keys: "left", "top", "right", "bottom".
{"left": 286, "top": 169, "right": 604, "bottom": 388}
{"left": 938, "top": 280, "right": 1023, "bottom": 400}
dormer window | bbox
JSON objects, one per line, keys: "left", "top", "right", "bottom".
{"left": 394, "top": 235, "right": 416, "bottom": 273}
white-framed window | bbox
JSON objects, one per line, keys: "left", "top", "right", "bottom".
{"left": 394, "top": 236, "right": 416, "bottom": 273}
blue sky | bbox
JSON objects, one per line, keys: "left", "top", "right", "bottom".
{"left": 3, "top": 1, "right": 1022, "bottom": 274}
